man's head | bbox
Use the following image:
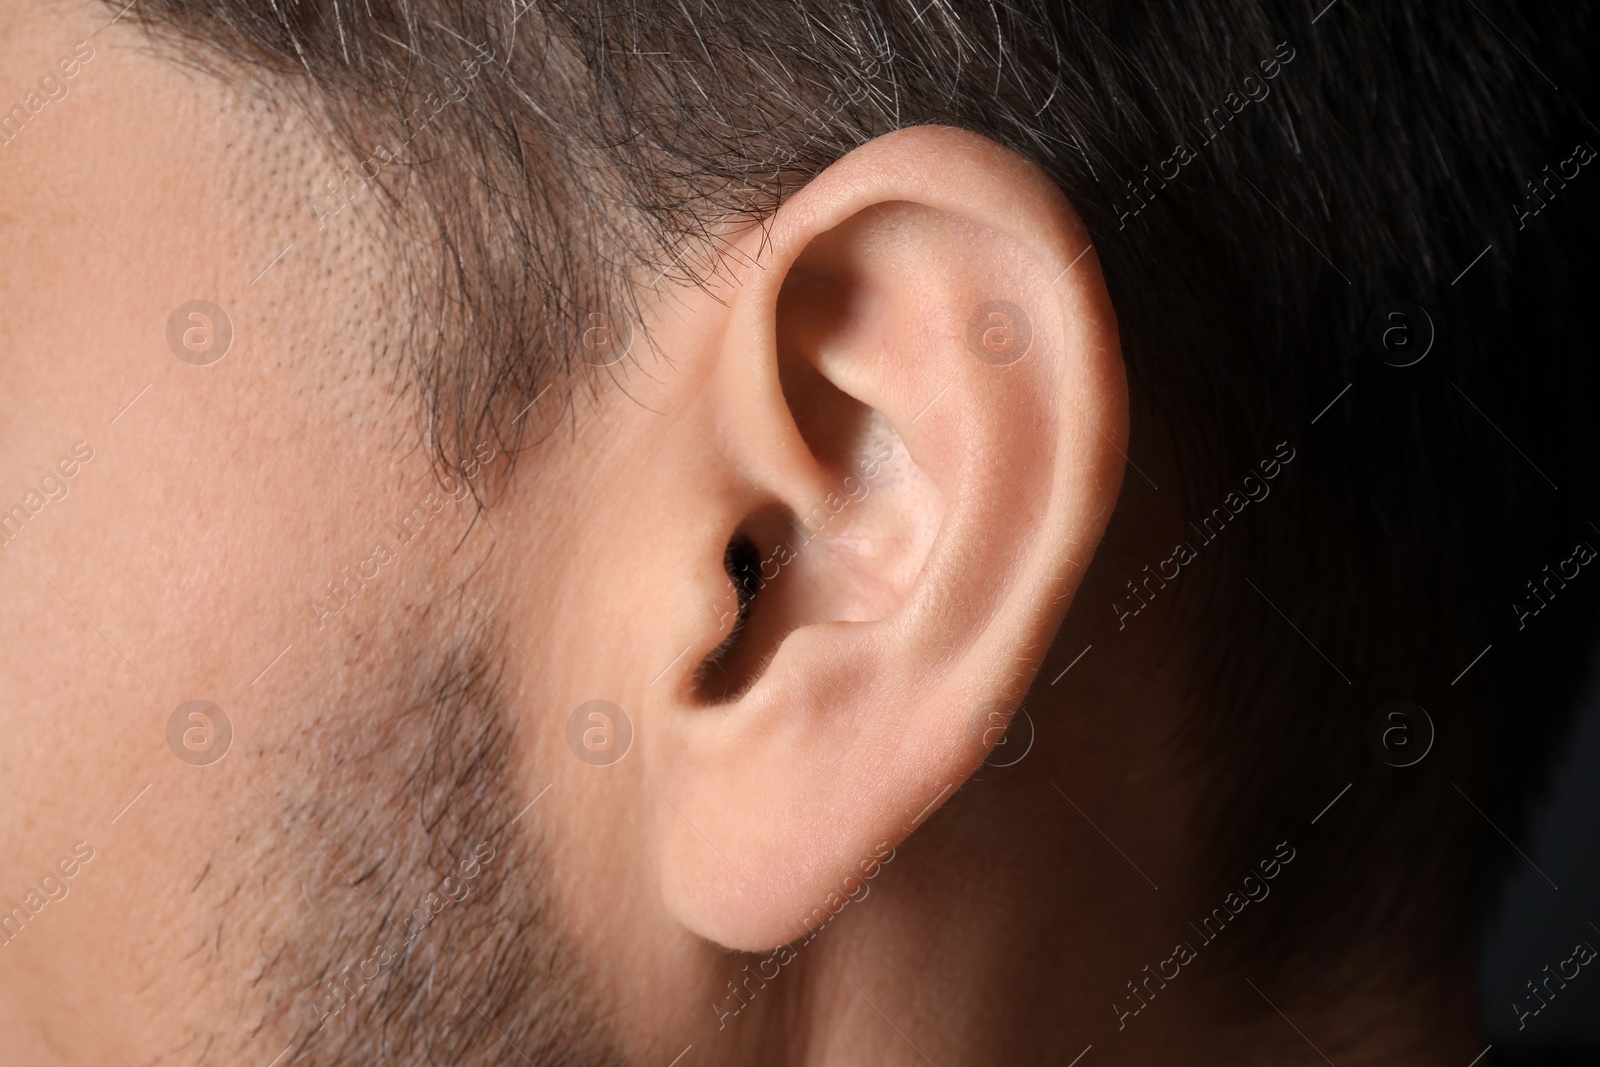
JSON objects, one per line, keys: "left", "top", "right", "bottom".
{"left": 1, "top": 0, "right": 1596, "bottom": 1063}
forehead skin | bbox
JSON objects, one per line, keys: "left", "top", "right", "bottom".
{"left": 0, "top": 2, "right": 612, "bottom": 1062}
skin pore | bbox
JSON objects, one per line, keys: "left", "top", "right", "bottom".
{"left": 0, "top": 1, "right": 1482, "bottom": 1065}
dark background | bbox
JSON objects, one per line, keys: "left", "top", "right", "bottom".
{"left": 1482, "top": 662, "right": 1600, "bottom": 1051}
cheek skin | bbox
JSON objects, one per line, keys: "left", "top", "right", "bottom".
{"left": 0, "top": 9, "right": 485, "bottom": 1061}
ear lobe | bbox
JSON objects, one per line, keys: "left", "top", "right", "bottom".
{"left": 651, "top": 126, "right": 1127, "bottom": 951}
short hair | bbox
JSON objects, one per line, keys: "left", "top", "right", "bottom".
{"left": 120, "top": 0, "right": 1600, "bottom": 1013}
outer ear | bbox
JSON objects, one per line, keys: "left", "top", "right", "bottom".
{"left": 649, "top": 126, "right": 1126, "bottom": 951}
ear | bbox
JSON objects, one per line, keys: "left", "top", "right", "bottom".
{"left": 647, "top": 126, "right": 1127, "bottom": 951}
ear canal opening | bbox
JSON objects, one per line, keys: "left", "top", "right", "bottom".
{"left": 692, "top": 502, "right": 812, "bottom": 705}
{"left": 693, "top": 530, "right": 765, "bottom": 703}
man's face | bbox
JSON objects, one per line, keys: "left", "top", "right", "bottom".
{"left": 1, "top": 0, "right": 1150, "bottom": 1058}
{"left": 0, "top": 5, "right": 734, "bottom": 1061}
